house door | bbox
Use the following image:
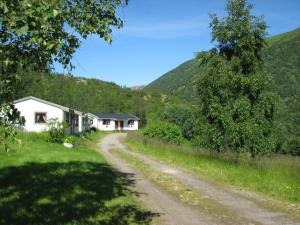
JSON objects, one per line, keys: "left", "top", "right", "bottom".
{"left": 115, "top": 121, "right": 124, "bottom": 130}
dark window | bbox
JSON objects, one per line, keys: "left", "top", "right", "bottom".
{"left": 103, "top": 119, "right": 110, "bottom": 125}
{"left": 128, "top": 120, "right": 134, "bottom": 126}
{"left": 65, "top": 112, "right": 70, "bottom": 124}
{"left": 74, "top": 115, "right": 79, "bottom": 127}
{"left": 35, "top": 113, "right": 47, "bottom": 123}
{"left": 89, "top": 119, "right": 93, "bottom": 125}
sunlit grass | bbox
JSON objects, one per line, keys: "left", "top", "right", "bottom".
{"left": 124, "top": 132, "right": 300, "bottom": 203}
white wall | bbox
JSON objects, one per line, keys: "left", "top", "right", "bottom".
{"left": 123, "top": 120, "right": 139, "bottom": 131}
{"left": 14, "top": 99, "right": 64, "bottom": 133}
{"left": 97, "top": 119, "right": 139, "bottom": 131}
{"left": 89, "top": 117, "right": 99, "bottom": 129}
{"left": 98, "top": 119, "right": 116, "bottom": 131}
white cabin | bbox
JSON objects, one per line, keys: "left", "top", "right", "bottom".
{"left": 13, "top": 96, "right": 88, "bottom": 134}
{"left": 88, "top": 113, "right": 139, "bottom": 131}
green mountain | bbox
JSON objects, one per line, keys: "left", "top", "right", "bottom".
{"left": 145, "top": 28, "right": 300, "bottom": 103}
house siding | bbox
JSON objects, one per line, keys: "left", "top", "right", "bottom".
{"left": 14, "top": 99, "right": 65, "bottom": 133}
{"left": 98, "top": 119, "right": 116, "bottom": 131}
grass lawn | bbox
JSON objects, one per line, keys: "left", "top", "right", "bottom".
{"left": 0, "top": 132, "right": 155, "bottom": 225}
{"left": 124, "top": 133, "right": 300, "bottom": 204}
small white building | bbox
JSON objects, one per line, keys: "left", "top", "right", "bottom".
{"left": 13, "top": 96, "right": 89, "bottom": 134}
{"left": 88, "top": 113, "right": 139, "bottom": 131}
{"left": 86, "top": 113, "right": 99, "bottom": 130}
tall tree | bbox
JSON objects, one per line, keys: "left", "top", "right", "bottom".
{"left": 0, "top": 0, "right": 128, "bottom": 151}
{"left": 197, "top": 0, "right": 277, "bottom": 157}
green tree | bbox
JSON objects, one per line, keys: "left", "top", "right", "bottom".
{"left": 197, "top": 0, "right": 277, "bottom": 157}
{"left": 0, "top": 0, "right": 128, "bottom": 149}
{"left": 162, "top": 105, "right": 196, "bottom": 140}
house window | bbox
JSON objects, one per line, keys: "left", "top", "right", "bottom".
{"left": 65, "top": 112, "right": 70, "bottom": 124}
{"left": 35, "top": 113, "right": 47, "bottom": 124}
{"left": 74, "top": 115, "right": 79, "bottom": 127}
{"left": 103, "top": 119, "right": 110, "bottom": 125}
{"left": 89, "top": 119, "right": 93, "bottom": 125}
{"left": 128, "top": 120, "right": 135, "bottom": 127}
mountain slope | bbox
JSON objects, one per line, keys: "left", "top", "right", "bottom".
{"left": 16, "top": 73, "right": 178, "bottom": 125}
{"left": 145, "top": 28, "right": 300, "bottom": 102}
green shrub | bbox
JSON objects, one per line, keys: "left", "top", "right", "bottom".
{"left": 143, "top": 121, "right": 183, "bottom": 144}
{"left": 282, "top": 136, "right": 300, "bottom": 156}
{"left": 47, "top": 118, "right": 66, "bottom": 144}
{"left": 161, "top": 105, "right": 197, "bottom": 140}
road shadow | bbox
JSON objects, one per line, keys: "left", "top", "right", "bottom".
{"left": 0, "top": 161, "right": 159, "bottom": 225}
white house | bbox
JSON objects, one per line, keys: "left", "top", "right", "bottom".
{"left": 86, "top": 113, "right": 99, "bottom": 130}
{"left": 13, "top": 96, "right": 89, "bottom": 134}
{"left": 88, "top": 113, "right": 139, "bottom": 131}
{"left": 95, "top": 113, "right": 140, "bottom": 131}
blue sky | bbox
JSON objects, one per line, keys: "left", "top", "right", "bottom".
{"left": 54, "top": 0, "right": 300, "bottom": 87}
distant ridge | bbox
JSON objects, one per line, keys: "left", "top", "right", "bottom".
{"left": 130, "top": 85, "right": 146, "bottom": 90}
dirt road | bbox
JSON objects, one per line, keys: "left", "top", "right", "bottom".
{"left": 98, "top": 133, "right": 299, "bottom": 225}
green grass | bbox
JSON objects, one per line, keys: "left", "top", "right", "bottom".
{"left": 0, "top": 132, "right": 156, "bottom": 225}
{"left": 124, "top": 133, "right": 300, "bottom": 204}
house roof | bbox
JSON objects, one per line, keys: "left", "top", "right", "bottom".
{"left": 13, "top": 96, "right": 83, "bottom": 115}
{"left": 92, "top": 113, "right": 140, "bottom": 121}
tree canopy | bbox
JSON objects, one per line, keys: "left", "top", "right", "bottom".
{"left": 197, "top": 0, "right": 277, "bottom": 157}
{"left": 1, "top": 0, "right": 128, "bottom": 103}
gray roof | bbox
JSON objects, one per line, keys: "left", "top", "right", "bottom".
{"left": 13, "top": 96, "right": 83, "bottom": 115}
{"left": 93, "top": 113, "right": 140, "bottom": 121}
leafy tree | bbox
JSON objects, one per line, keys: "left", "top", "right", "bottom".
{"left": 0, "top": 0, "right": 128, "bottom": 148}
{"left": 197, "top": 0, "right": 277, "bottom": 157}
{"left": 162, "top": 105, "right": 197, "bottom": 140}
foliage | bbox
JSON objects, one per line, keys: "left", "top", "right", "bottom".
{"left": 47, "top": 118, "right": 66, "bottom": 144}
{"left": 196, "top": 0, "right": 277, "bottom": 157}
{"left": 0, "top": 0, "right": 128, "bottom": 70}
{"left": 143, "top": 121, "right": 183, "bottom": 144}
{"left": 0, "top": 104, "right": 25, "bottom": 152}
{"left": 162, "top": 105, "right": 197, "bottom": 140}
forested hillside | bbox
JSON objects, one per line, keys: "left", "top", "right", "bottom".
{"left": 16, "top": 73, "right": 178, "bottom": 125}
{"left": 145, "top": 28, "right": 300, "bottom": 103}
{"left": 145, "top": 27, "right": 300, "bottom": 154}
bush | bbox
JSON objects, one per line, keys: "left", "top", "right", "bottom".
{"left": 282, "top": 136, "right": 300, "bottom": 156}
{"left": 47, "top": 118, "right": 66, "bottom": 144}
{"left": 143, "top": 121, "right": 183, "bottom": 144}
{"left": 161, "top": 105, "right": 196, "bottom": 140}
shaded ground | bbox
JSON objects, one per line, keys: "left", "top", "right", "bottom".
{"left": 0, "top": 161, "right": 156, "bottom": 225}
{"left": 101, "top": 133, "right": 300, "bottom": 225}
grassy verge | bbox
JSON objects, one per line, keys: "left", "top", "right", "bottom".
{"left": 123, "top": 133, "right": 300, "bottom": 204}
{"left": 0, "top": 131, "right": 155, "bottom": 225}
{"left": 112, "top": 148, "right": 252, "bottom": 224}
